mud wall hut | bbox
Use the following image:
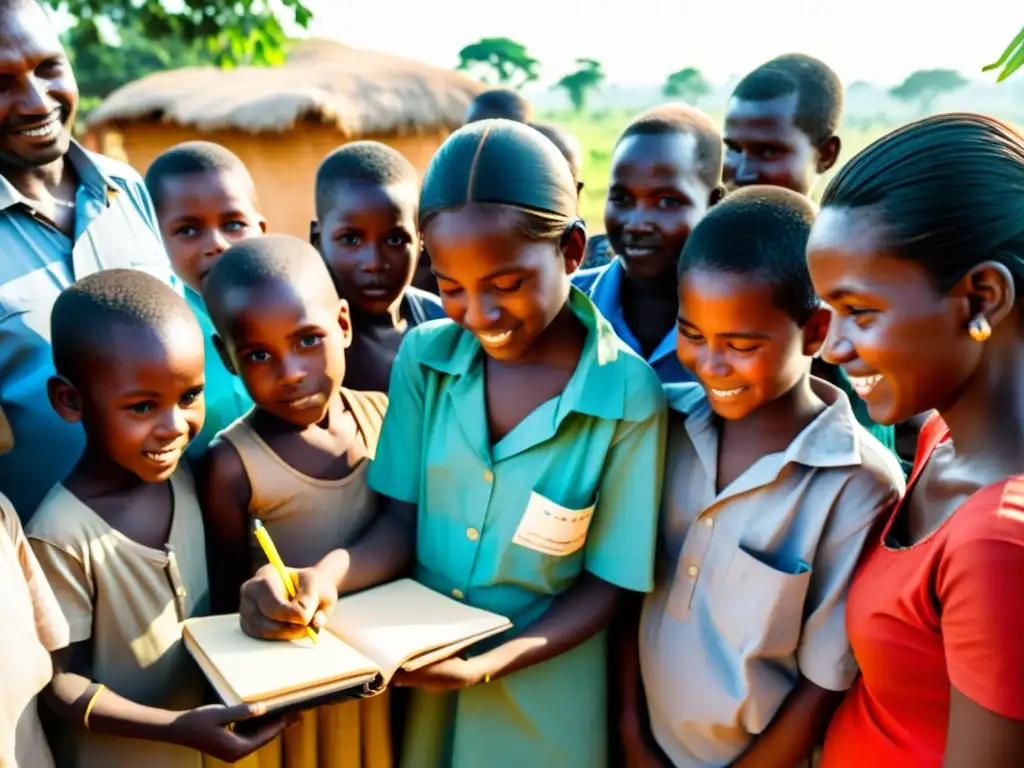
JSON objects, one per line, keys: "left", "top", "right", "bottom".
{"left": 85, "top": 39, "right": 484, "bottom": 238}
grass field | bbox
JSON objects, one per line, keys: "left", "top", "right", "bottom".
{"left": 541, "top": 109, "right": 895, "bottom": 232}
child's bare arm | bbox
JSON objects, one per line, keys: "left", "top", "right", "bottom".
{"left": 479, "top": 572, "right": 622, "bottom": 677}
{"left": 617, "top": 594, "right": 646, "bottom": 734}
{"left": 45, "top": 643, "right": 286, "bottom": 762}
{"left": 314, "top": 494, "right": 416, "bottom": 595}
{"left": 199, "top": 438, "right": 253, "bottom": 614}
{"left": 238, "top": 494, "right": 415, "bottom": 641}
{"left": 616, "top": 594, "right": 670, "bottom": 766}
{"left": 731, "top": 676, "right": 840, "bottom": 767}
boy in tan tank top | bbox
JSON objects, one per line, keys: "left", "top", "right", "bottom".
{"left": 200, "top": 235, "right": 393, "bottom": 768}
{"left": 26, "top": 270, "right": 284, "bottom": 767}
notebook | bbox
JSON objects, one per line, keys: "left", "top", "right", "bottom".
{"left": 183, "top": 579, "right": 512, "bottom": 712}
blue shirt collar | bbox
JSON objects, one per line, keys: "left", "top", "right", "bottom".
{"left": 587, "top": 258, "right": 678, "bottom": 365}
{"left": 0, "top": 141, "right": 119, "bottom": 214}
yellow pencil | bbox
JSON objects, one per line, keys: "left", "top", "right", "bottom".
{"left": 253, "top": 520, "right": 319, "bottom": 645}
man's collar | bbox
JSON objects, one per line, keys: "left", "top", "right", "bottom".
{"left": 0, "top": 140, "right": 119, "bottom": 213}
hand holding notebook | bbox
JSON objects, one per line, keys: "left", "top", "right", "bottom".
{"left": 184, "top": 579, "right": 512, "bottom": 713}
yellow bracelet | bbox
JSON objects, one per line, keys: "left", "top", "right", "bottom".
{"left": 83, "top": 684, "right": 105, "bottom": 730}
{"left": 483, "top": 673, "right": 491, "bottom": 684}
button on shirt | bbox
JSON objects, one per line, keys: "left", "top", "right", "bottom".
{"left": 573, "top": 258, "right": 696, "bottom": 384}
{"left": 368, "top": 287, "right": 667, "bottom": 767}
{"left": 639, "top": 379, "right": 905, "bottom": 768}
{"left": 0, "top": 143, "right": 179, "bottom": 518}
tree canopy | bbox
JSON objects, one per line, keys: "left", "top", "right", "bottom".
{"left": 64, "top": 18, "right": 211, "bottom": 108}
{"left": 556, "top": 58, "right": 605, "bottom": 113}
{"left": 456, "top": 37, "right": 540, "bottom": 88}
{"left": 662, "top": 67, "right": 711, "bottom": 103}
{"left": 889, "top": 69, "right": 967, "bottom": 114}
{"left": 45, "top": 0, "right": 313, "bottom": 67}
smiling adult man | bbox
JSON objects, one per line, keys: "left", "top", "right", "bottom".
{"left": 0, "top": 0, "right": 179, "bottom": 519}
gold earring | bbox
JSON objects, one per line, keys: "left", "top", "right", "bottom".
{"left": 968, "top": 316, "right": 992, "bottom": 343}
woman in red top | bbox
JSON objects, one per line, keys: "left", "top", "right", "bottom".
{"left": 807, "top": 113, "right": 1024, "bottom": 768}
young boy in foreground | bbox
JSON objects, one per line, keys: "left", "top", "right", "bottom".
{"left": 29, "top": 270, "right": 281, "bottom": 766}
{"left": 620, "top": 187, "right": 905, "bottom": 767}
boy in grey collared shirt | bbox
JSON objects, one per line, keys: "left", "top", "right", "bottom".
{"left": 619, "top": 187, "right": 905, "bottom": 767}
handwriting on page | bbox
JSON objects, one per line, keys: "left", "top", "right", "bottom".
{"left": 512, "top": 492, "right": 595, "bottom": 557}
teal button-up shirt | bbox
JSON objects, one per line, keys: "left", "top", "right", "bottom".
{"left": 369, "top": 287, "right": 667, "bottom": 767}
{"left": 0, "top": 143, "right": 180, "bottom": 518}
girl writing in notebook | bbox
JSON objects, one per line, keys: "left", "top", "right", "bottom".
{"left": 200, "top": 236, "right": 394, "bottom": 768}
{"left": 236, "top": 119, "right": 668, "bottom": 768}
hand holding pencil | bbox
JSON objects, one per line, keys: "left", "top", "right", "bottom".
{"left": 246, "top": 520, "right": 323, "bottom": 645}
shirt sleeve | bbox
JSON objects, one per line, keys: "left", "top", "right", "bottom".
{"left": 27, "top": 537, "right": 94, "bottom": 645}
{"left": 583, "top": 403, "right": 667, "bottom": 593}
{"left": 798, "top": 469, "right": 900, "bottom": 691}
{"left": 367, "top": 332, "right": 426, "bottom": 506}
{"left": 939, "top": 480, "right": 1024, "bottom": 720}
{"left": 0, "top": 499, "right": 70, "bottom": 652}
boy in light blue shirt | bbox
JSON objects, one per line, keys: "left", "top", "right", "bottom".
{"left": 145, "top": 142, "right": 264, "bottom": 453}
{"left": 620, "top": 187, "right": 903, "bottom": 767}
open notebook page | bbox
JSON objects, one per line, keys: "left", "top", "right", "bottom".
{"left": 327, "top": 579, "right": 512, "bottom": 681}
{"left": 183, "top": 616, "right": 380, "bottom": 704}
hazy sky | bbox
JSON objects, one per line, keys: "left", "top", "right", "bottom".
{"left": 304, "top": 0, "right": 1018, "bottom": 87}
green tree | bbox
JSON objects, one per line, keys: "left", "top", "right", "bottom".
{"left": 64, "top": 19, "right": 211, "bottom": 101}
{"left": 556, "top": 58, "right": 605, "bottom": 113}
{"left": 983, "top": 26, "right": 1024, "bottom": 82}
{"left": 45, "top": 0, "right": 313, "bottom": 67}
{"left": 662, "top": 67, "right": 711, "bottom": 103}
{"left": 456, "top": 37, "right": 540, "bottom": 88}
{"left": 889, "top": 69, "right": 967, "bottom": 114}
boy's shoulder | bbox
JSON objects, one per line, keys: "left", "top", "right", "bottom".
{"left": 845, "top": 421, "right": 908, "bottom": 496}
{"left": 795, "top": 391, "right": 906, "bottom": 530}
{"left": 25, "top": 485, "right": 92, "bottom": 557}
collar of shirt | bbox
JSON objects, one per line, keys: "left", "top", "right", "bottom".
{"left": 664, "top": 377, "right": 863, "bottom": 498}
{"left": 417, "top": 285, "right": 635, "bottom": 425}
{"left": 0, "top": 141, "right": 119, "bottom": 214}
{"left": 585, "top": 257, "right": 677, "bottom": 365}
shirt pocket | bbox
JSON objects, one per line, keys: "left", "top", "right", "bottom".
{"left": 710, "top": 545, "right": 812, "bottom": 658}
{"left": 495, "top": 490, "right": 597, "bottom": 595}
{"left": 0, "top": 267, "right": 60, "bottom": 327}
{"left": 511, "top": 491, "right": 595, "bottom": 557}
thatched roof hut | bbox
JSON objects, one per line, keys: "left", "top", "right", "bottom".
{"left": 86, "top": 39, "right": 484, "bottom": 237}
